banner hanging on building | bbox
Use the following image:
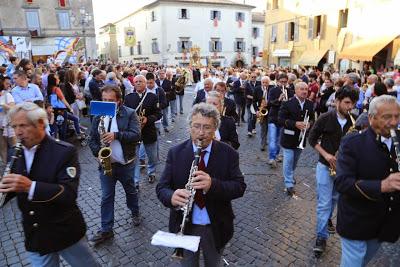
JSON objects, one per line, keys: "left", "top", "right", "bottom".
{"left": 125, "top": 27, "right": 136, "bottom": 46}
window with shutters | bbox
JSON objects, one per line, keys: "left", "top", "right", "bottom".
{"left": 177, "top": 39, "right": 192, "bottom": 52}
{"left": 288, "top": 22, "right": 295, "bottom": 41}
{"left": 314, "top": 15, "right": 322, "bottom": 38}
{"left": 179, "top": 9, "right": 189, "bottom": 19}
{"left": 252, "top": 27, "right": 259, "bottom": 39}
{"left": 234, "top": 39, "right": 245, "bottom": 52}
{"left": 118, "top": 46, "right": 122, "bottom": 57}
{"left": 271, "top": 24, "right": 277, "bottom": 43}
{"left": 252, "top": 46, "right": 259, "bottom": 56}
{"left": 57, "top": 11, "right": 70, "bottom": 30}
{"left": 151, "top": 11, "right": 156, "bottom": 22}
{"left": 308, "top": 15, "right": 324, "bottom": 39}
{"left": 210, "top": 10, "right": 221, "bottom": 20}
{"left": 130, "top": 46, "right": 134, "bottom": 56}
{"left": 209, "top": 39, "right": 222, "bottom": 52}
{"left": 25, "top": 10, "right": 40, "bottom": 33}
{"left": 152, "top": 39, "right": 160, "bottom": 54}
{"left": 338, "top": 9, "right": 348, "bottom": 29}
{"left": 236, "top": 12, "right": 245, "bottom": 22}
{"left": 137, "top": 41, "right": 142, "bottom": 55}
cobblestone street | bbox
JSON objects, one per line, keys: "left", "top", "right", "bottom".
{"left": 1, "top": 86, "right": 400, "bottom": 267}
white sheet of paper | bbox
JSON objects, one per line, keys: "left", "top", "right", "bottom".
{"left": 151, "top": 231, "right": 201, "bottom": 252}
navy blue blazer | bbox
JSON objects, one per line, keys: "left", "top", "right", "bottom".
{"left": 231, "top": 79, "right": 246, "bottom": 105}
{"left": 219, "top": 116, "right": 240, "bottom": 150}
{"left": 335, "top": 127, "right": 400, "bottom": 242}
{"left": 193, "top": 89, "right": 206, "bottom": 105}
{"left": 156, "top": 139, "right": 246, "bottom": 251}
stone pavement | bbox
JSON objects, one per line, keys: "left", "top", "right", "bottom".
{"left": 1, "top": 86, "right": 400, "bottom": 266}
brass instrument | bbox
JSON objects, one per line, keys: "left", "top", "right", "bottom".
{"left": 329, "top": 112, "right": 357, "bottom": 176}
{"left": 98, "top": 116, "right": 113, "bottom": 177}
{"left": 0, "top": 142, "right": 22, "bottom": 207}
{"left": 297, "top": 110, "right": 309, "bottom": 150}
{"left": 172, "top": 140, "right": 202, "bottom": 259}
{"left": 257, "top": 90, "right": 268, "bottom": 123}
{"left": 139, "top": 108, "right": 146, "bottom": 128}
{"left": 175, "top": 75, "right": 187, "bottom": 94}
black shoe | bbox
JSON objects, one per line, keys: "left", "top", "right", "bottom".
{"left": 313, "top": 237, "right": 326, "bottom": 253}
{"left": 148, "top": 175, "right": 155, "bottom": 184}
{"left": 286, "top": 187, "right": 296, "bottom": 197}
{"left": 260, "top": 147, "right": 266, "bottom": 151}
{"left": 164, "top": 128, "right": 169, "bottom": 133}
{"left": 90, "top": 231, "right": 114, "bottom": 245}
{"left": 180, "top": 112, "right": 184, "bottom": 114}
{"left": 139, "top": 159, "right": 146, "bottom": 169}
{"left": 132, "top": 214, "right": 142, "bottom": 226}
{"left": 328, "top": 219, "right": 336, "bottom": 234}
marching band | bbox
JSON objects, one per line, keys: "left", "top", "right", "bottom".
{"left": 1, "top": 63, "right": 400, "bottom": 267}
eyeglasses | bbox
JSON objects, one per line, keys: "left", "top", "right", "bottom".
{"left": 191, "top": 123, "right": 214, "bottom": 133}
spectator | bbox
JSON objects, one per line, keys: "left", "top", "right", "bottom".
{"left": 11, "top": 70, "right": 43, "bottom": 104}
{"left": 0, "top": 77, "right": 16, "bottom": 165}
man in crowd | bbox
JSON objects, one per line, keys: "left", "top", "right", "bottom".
{"left": 156, "top": 103, "right": 246, "bottom": 266}
{"left": 11, "top": 70, "right": 43, "bottom": 104}
{"left": 89, "top": 69, "right": 105, "bottom": 101}
{"left": 193, "top": 78, "right": 213, "bottom": 105}
{"left": 89, "top": 85, "right": 141, "bottom": 245}
{"left": 156, "top": 69, "right": 173, "bottom": 131}
{"left": 232, "top": 72, "right": 248, "bottom": 125}
{"left": 309, "top": 86, "right": 359, "bottom": 256}
{"left": 245, "top": 72, "right": 260, "bottom": 137}
{"left": 214, "top": 81, "right": 238, "bottom": 121}
{"left": 335, "top": 95, "right": 400, "bottom": 266}
{"left": 278, "top": 81, "right": 315, "bottom": 197}
{"left": 125, "top": 75, "right": 162, "bottom": 185}
{"left": 1, "top": 102, "right": 99, "bottom": 266}
{"left": 253, "top": 76, "right": 271, "bottom": 151}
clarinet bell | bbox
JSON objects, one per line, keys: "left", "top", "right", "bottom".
{"left": 172, "top": 248, "right": 184, "bottom": 259}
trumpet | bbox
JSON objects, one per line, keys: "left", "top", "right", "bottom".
{"left": 98, "top": 116, "right": 112, "bottom": 177}
{"left": 329, "top": 111, "right": 357, "bottom": 176}
{"left": 0, "top": 142, "right": 23, "bottom": 207}
{"left": 297, "top": 110, "right": 309, "bottom": 150}
{"left": 172, "top": 139, "right": 203, "bottom": 259}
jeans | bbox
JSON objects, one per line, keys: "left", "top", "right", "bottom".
{"left": 134, "top": 142, "right": 158, "bottom": 183}
{"left": 55, "top": 110, "right": 81, "bottom": 140}
{"left": 246, "top": 105, "right": 256, "bottom": 132}
{"left": 28, "top": 238, "right": 99, "bottom": 267}
{"left": 100, "top": 162, "right": 139, "bottom": 232}
{"left": 259, "top": 120, "right": 268, "bottom": 149}
{"left": 178, "top": 95, "right": 184, "bottom": 113}
{"left": 340, "top": 238, "right": 381, "bottom": 267}
{"left": 268, "top": 123, "right": 281, "bottom": 160}
{"left": 162, "top": 107, "right": 169, "bottom": 128}
{"left": 170, "top": 99, "right": 177, "bottom": 119}
{"left": 282, "top": 148, "right": 302, "bottom": 188}
{"left": 316, "top": 162, "right": 339, "bottom": 239}
{"left": 66, "top": 112, "right": 81, "bottom": 135}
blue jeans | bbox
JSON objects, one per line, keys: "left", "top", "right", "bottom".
{"left": 28, "top": 238, "right": 99, "bottom": 267}
{"left": 316, "top": 162, "right": 339, "bottom": 239}
{"left": 134, "top": 142, "right": 157, "bottom": 183}
{"left": 282, "top": 148, "right": 302, "bottom": 188}
{"left": 162, "top": 107, "right": 169, "bottom": 128}
{"left": 100, "top": 162, "right": 139, "bottom": 232}
{"left": 170, "top": 99, "right": 177, "bottom": 119}
{"left": 178, "top": 95, "right": 184, "bottom": 113}
{"left": 268, "top": 123, "right": 281, "bottom": 160}
{"left": 340, "top": 238, "right": 381, "bottom": 267}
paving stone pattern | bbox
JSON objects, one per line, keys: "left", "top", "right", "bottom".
{"left": 1, "top": 86, "right": 400, "bottom": 266}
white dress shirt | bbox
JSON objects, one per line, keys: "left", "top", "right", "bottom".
{"left": 25, "top": 145, "right": 39, "bottom": 200}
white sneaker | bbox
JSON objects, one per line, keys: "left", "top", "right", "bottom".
{"left": 252, "top": 129, "right": 257, "bottom": 134}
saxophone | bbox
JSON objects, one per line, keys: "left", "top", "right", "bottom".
{"left": 257, "top": 90, "right": 268, "bottom": 123}
{"left": 172, "top": 139, "right": 202, "bottom": 259}
{"left": 0, "top": 142, "right": 23, "bottom": 207}
{"left": 98, "top": 116, "right": 113, "bottom": 177}
{"left": 329, "top": 112, "right": 357, "bottom": 176}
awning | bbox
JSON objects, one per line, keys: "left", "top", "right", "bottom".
{"left": 394, "top": 48, "right": 400, "bottom": 65}
{"left": 297, "top": 49, "right": 328, "bottom": 66}
{"left": 339, "top": 35, "right": 398, "bottom": 61}
{"left": 272, "top": 49, "right": 291, "bottom": 57}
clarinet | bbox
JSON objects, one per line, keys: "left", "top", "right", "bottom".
{"left": 0, "top": 142, "right": 23, "bottom": 207}
{"left": 390, "top": 129, "right": 400, "bottom": 171}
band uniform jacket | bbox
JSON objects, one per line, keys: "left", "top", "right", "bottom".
{"left": 156, "top": 79, "right": 175, "bottom": 102}
{"left": 335, "top": 127, "right": 400, "bottom": 242}
{"left": 193, "top": 89, "right": 207, "bottom": 105}
{"left": 223, "top": 97, "right": 238, "bottom": 121}
{"left": 245, "top": 80, "right": 261, "bottom": 106}
{"left": 89, "top": 105, "right": 141, "bottom": 162}
{"left": 156, "top": 140, "right": 246, "bottom": 252}
{"left": 278, "top": 97, "right": 314, "bottom": 149}
{"left": 267, "top": 85, "right": 295, "bottom": 124}
{"left": 231, "top": 79, "right": 246, "bottom": 106}
{"left": 124, "top": 92, "right": 162, "bottom": 144}
{"left": 4, "top": 135, "right": 86, "bottom": 255}
{"left": 219, "top": 116, "right": 240, "bottom": 150}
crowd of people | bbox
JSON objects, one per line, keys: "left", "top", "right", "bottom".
{"left": 1, "top": 55, "right": 400, "bottom": 266}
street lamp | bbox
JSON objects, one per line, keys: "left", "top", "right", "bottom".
{"left": 71, "top": 6, "right": 92, "bottom": 62}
